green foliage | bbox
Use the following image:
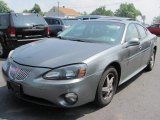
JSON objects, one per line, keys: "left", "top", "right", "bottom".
{"left": 91, "top": 6, "right": 113, "bottom": 16}
{"left": 0, "top": 0, "right": 11, "bottom": 12}
{"left": 23, "top": 3, "right": 44, "bottom": 16}
{"left": 114, "top": 3, "right": 141, "bottom": 19}
{"left": 82, "top": 11, "right": 88, "bottom": 15}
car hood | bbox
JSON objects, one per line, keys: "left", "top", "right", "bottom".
{"left": 12, "top": 38, "right": 112, "bottom": 68}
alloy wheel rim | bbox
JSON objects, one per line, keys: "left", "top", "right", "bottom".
{"left": 0, "top": 43, "right": 3, "bottom": 56}
{"left": 102, "top": 73, "right": 115, "bottom": 100}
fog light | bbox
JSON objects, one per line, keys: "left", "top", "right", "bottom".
{"left": 65, "top": 93, "right": 78, "bottom": 105}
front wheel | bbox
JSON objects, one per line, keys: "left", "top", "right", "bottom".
{"left": 145, "top": 49, "right": 156, "bottom": 71}
{"left": 0, "top": 41, "right": 8, "bottom": 58}
{"left": 95, "top": 66, "right": 118, "bottom": 107}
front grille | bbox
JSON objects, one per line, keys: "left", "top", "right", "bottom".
{"left": 8, "top": 62, "right": 31, "bottom": 81}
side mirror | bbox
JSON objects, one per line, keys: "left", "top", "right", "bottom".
{"left": 57, "top": 31, "right": 62, "bottom": 36}
{"left": 125, "top": 38, "right": 140, "bottom": 48}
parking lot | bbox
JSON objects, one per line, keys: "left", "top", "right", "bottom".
{"left": 0, "top": 38, "right": 160, "bottom": 120}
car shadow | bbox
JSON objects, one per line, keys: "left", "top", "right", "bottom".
{"left": 116, "top": 71, "right": 144, "bottom": 93}
{"left": 0, "top": 70, "right": 145, "bottom": 120}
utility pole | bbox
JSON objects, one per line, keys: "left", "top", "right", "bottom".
{"left": 58, "top": 1, "right": 59, "bottom": 17}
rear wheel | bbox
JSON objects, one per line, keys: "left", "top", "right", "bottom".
{"left": 95, "top": 66, "right": 118, "bottom": 107}
{"left": 146, "top": 49, "right": 156, "bottom": 71}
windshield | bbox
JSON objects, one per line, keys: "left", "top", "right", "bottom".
{"left": 12, "top": 14, "right": 47, "bottom": 27}
{"left": 59, "top": 21, "right": 125, "bottom": 44}
{"left": 62, "top": 19, "right": 79, "bottom": 26}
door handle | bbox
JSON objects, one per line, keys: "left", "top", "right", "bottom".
{"left": 139, "top": 46, "right": 142, "bottom": 50}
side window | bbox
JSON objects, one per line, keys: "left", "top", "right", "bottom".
{"left": 136, "top": 24, "right": 147, "bottom": 39}
{"left": 45, "top": 19, "right": 60, "bottom": 25}
{"left": 151, "top": 24, "right": 159, "bottom": 28}
{"left": 53, "top": 19, "right": 60, "bottom": 25}
{"left": 83, "top": 18, "right": 89, "bottom": 20}
{"left": 125, "top": 24, "right": 139, "bottom": 41}
{"left": 0, "top": 15, "right": 9, "bottom": 26}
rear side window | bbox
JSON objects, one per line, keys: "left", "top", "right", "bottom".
{"left": 136, "top": 24, "right": 147, "bottom": 39}
{"left": 125, "top": 23, "right": 139, "bottom": 41}
{"left": 45, "top": 18, "right": 61, "bottom": 25}
{"left": 0, "top": 15, "right": 9, "bottom": 26}
{"left": 12, "top": 13, "right": 47, "bottom": 27}
{"left": 151, "top": 24, "right": 159, "bottom": 28}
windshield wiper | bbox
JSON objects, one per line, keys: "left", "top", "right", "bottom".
{"left": 71, "top": 39, "right": 86, "bottom": 42}
{"left": 57, "top": 36, "right": 91, "bottom": 43}
{"left": 33, "top": 24, "right": 45, "bottom": 27}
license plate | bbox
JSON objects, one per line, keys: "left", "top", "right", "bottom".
{"left": 7, "top": 81, "right": 22, "bottom": 96}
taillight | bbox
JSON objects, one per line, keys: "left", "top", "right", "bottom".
{"left": 47, "top": 27, "right": 51, "bottom": 36}
{"left": 8, "top": 27, "right": 16, "bottom": 37}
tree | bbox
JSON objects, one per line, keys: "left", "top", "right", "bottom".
{"left": 0, "top": 0, "right": 11, "bottom": 12}
{"left": 23, "top": 3, "right": 44, "bottom": 16}
{"left": 81, "top": 11, "right": 88, "bottom": 15}
{"left": 90, "top": 6, "right": 113, "bottom": 16}
{"left": 31, "top": 4, "right": 43, "bottom": 15}
{"left": 114, "top": 3, "right": 141, "bottom": 19}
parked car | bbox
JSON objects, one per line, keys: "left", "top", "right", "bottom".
{"left": 44, "top": 17, "right": 79, "bottom": 37}
{"left": 147, "top": 24, "right": 160, "bottom": 36}
{"left": 2, "top": 17, "right": 157, "bottom": 108}
{"left": 0, "top": 12, "right": 49, "bottom": 58}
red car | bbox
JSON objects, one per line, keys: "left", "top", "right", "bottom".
{"left": 147, "top": 24, "right": 160, "bottom": 36}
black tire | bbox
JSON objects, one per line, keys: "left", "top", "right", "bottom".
{"left": 145, "top": 49, "right": 156, "bottom": 71}
{"left": 0, "top": 39, "right": 8, "bottom": 58}
{"left": 95, "top": 66, "right": 118, "bottom": 107}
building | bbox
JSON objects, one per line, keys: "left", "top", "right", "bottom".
{"left": 45, "top": 6, "right": 81, "bottom": 18}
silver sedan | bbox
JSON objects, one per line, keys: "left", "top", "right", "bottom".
{"left": 2, "top": 18, "right": 157, "bottom": 108}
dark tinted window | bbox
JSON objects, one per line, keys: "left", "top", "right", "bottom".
{"left": 125, "top": 24, "right": 139, "bottom": 41}
{"left": 12, "top": 13, "right": 47, "bottom": 27}
{"left": 45, "top": 18, "right": 61, "bottom": 25}
{"left": 151, "top": 24, "right": 160, "bottom": 28}
{"left": 90, "top": 18, "right": 98, "bottom": 19}
{"left": 83, "top": 18, "right": 89, "bottom": 20}
{"left": 136, "top": 24, "right": 147, "bottom": 38}
{"left": 0, "top": 15, "right": 9, "bottom": 26}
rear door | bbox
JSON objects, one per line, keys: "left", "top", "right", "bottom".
{"left": 136, "top": 24, "right": 151, "bottom": 67}
{"left": 11, "top": 13, "right": 48, "bottom": 39}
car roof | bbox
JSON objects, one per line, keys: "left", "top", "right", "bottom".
{"left": 83, "top": 16, "right": 137, "bottom": 24}
{"left": 44, "top": 17, "right": 78, "bottom": 20}
{"left": 99, "top": 16, "right": 135, "bottom": 21}
{"left": 76, "top": 15, "right": 107, "bottom": 18}
{"left": 0, "top": 13, "right": 9, "bottom": 15}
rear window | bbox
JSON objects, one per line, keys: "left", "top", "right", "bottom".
{"left": 62, "top": 19, "right": 79, "bottom": 26}
{"left": 12, "top": 13, "right": 47, "bottom": 27}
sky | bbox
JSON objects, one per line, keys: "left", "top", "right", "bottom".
{"left": 4, "top": 0, "right": 160, "bottom": 24}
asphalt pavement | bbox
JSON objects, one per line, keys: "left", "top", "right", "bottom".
{"left": 0, "top": 39, "right": 160, "bottom": 120}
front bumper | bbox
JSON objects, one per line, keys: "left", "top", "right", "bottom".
{"left": 2, "top": 60, "right": 101, "bottom": 107}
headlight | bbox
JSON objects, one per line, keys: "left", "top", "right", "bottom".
{"left": 8, "top": 50, "right": 14, "bottom": 59}
{"left": 43, "top": 64, "right": 87, "bottom": 80}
